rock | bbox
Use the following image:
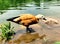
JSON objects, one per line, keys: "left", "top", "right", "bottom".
{"left": 42, "top": 17, "right": 58, "bottom": 25}
{"left": 8, "top": 33, "right": 46, "bottom": 44}
{"left": 29, "top": 24, "right": 43, "bottom": 35}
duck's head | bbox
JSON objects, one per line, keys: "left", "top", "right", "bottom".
{"left": 35, "top": 14, "right": 46, "bottom": 20}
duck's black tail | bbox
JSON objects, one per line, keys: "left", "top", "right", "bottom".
{"left": 6, "top": 16, "right": 20, "bottom": 24}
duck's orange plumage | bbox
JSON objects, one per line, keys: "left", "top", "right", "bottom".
{"left": 14, "top": 14, "right": 39, "bottom": 26}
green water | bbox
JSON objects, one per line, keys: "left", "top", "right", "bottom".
{"left": 0, "top": 0, "right": 60, "bottom": 10}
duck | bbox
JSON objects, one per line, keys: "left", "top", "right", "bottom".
{"left": 13, "top": 14, "right": 39, "bottom": 33}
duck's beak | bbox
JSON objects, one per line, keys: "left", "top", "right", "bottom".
{"left": 43, "top": 17, "right": 47, "bottom": 20}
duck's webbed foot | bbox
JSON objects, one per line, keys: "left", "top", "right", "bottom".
{"left": 26, "top": 27, "right": 35, "bottom": 33}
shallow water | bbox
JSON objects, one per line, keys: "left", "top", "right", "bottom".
{"left": 0, "top": 5, "right": 60, "bottom": 23}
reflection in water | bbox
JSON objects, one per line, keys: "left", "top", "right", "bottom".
{"left": 0, "top": 0, "right": 60, "bottom": 10}
{"left": 40, "top": 3, "right": 44, "bottom": 9}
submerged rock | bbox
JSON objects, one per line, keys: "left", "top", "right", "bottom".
{"left": 8, "top": 33, "right": 46, "bottom": 44}
{"left": 42, "top": 17, "right": 58, "bottom": 25}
